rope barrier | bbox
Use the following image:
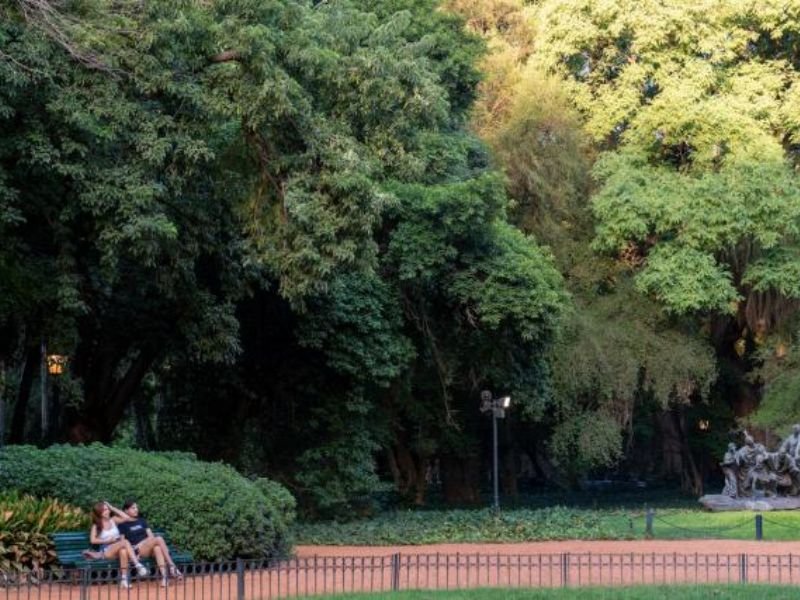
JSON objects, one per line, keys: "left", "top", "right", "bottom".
{"left": 760, "top": 516, "right": 800, "bottom": 532}
{"left": 652, "top": 514, "right": 753, "bottom": 535}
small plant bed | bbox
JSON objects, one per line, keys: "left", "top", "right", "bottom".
{"left": 294, "top": 507, "right": 800, "bottom": 545}
{"left": 300, "top": 585, "right": 800, "bottom": 600}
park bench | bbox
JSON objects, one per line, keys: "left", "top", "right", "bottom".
{"left": 52, "top": 531, "right": 193, "bottom": 576}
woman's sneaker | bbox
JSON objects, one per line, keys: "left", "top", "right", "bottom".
{"left": 135, "top": 563, "right": 148, "bottom": 577}
{"left": 160, "top": 577, "right": 168, "bottom": 588}
{"left": 169, "top": 565, "right": 183, "bottom": 580}
{"left": 120, "top": 578, "right": 131, "bottom": 589}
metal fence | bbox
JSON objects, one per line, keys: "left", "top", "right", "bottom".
{"left": 4, "top": 553, "right": 800, "bottom": 599}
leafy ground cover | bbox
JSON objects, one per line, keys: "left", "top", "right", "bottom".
{"left": 295, "top": 507, "right": 632, "bottom": 545}
{"left": 294, "top": 507, "right": 800, "bottom": 545}
{"left": 300, "top": 585, "right": 800, "bottom": 599}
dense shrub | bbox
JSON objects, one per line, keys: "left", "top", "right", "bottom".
{"left": 0, "top": 491, "right": 87, "bottom": 573}
{"left": 0, "top": 445, "right": 295, "bottom": 560}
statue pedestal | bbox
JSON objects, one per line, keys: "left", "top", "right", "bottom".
{"left": 699, "top": 494, "right": 800, "bottom": 511}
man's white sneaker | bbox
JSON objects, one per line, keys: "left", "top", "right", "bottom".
{"left": 135, "top": 563, "right": 148, "bottom": 577}
{"left": 120, "top": 579, "right": 131, "bottom": 589}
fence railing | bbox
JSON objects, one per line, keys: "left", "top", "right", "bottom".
{"left": 4, "top": 553, "right": 800, "bottom": 599}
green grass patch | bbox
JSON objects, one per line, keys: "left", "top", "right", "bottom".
{"left": 300, "top": 584, "right": 800, "bottom": 599}
{"left": 294, "top": 507, "right": 800, "bottom": 545}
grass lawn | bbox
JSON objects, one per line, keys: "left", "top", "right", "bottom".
{"left": 623, "top": 508, "right": 800, "bottom": 541}
{"left": 300, "top": 584, "right": 800, "bottom": 599}
{"left": 294, "top": 507, "right": 800, "bottom": 545}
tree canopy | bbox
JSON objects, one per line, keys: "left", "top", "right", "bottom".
{"left": 6, "top": 0, "right": 800, "bottom": 511}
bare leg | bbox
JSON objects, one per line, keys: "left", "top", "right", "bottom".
{"left": 119, "top": 549, "right": 129, "bottom": 585}
{"left": 153, "top": 546, "right": 167, "bottom": 578}
{"left": 138, "top": 536, "right": 182, "bottom": 578}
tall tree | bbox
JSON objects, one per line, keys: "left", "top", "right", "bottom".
{"left": 528, "top": 0, "right": 800, "bottom": 455}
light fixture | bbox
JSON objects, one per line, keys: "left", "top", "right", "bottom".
{"left": 698, "top": 419, "right": 710, "bottom": 431}
{"left": 47, "top": 354, "right": 68, "bottom": 376}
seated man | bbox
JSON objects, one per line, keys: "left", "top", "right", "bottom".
{"left": 117, "top": 499, "right": 183, "bottom": 587}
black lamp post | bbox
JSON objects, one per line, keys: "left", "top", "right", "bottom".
{"left": 44, "top": 352, "right": 67, "bottom": 442}
{"left": 480, "top": 390, "right": 511, "bottom": 511}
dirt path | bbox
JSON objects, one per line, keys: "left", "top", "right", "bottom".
{"left": 8, "top": 541, "right": 800, "bottom": 600}
{"left": 296, "top": 539, "right": 800, "bottom": 556}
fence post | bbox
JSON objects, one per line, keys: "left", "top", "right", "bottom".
{"left": 236, "top": 558, "right": 245, "bottom": 600}
{"left": 645, "top": 508, "right": 654, "bottom": 538}
{"left": 561, "top": 553, "right": 569, "bottom": 587}
{"left": 739, "top": 553, "right": 747, "bottom": 583}
{"left": 80, "top": 567, "right": 90, "bottom": 600}
{"left": 755, "top": 514, "right": 763, "bottom": 541}
{"left": 391, "top": 553, "right": 401, "bottom": 591}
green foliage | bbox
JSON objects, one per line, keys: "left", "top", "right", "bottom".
{"left": 294, "top": 506, "right": 630, "bottom": 545}
{"left": 297, "top": 273, "right": 414, "bottom": 385}
{"left": 0, "top": 445, "right": 294, "bottom": 560}
{"left": 487, "top": 70, "right": 591, "bottom": 231}
{"left": 530, "top": 1, "right": 800, "bottom": 318}
{"left": 254, "top": 477, "right": 297, "bottom": 540}
{"left": 549, "top": 411, "right": 623, "bottom": 476}
{"left": 0, "top": 491, "right": 87, "bottom": 573}
{"left": 295, "top": 429, "right": 387, "bottom": 518}
{"left": 0, "top": 491, "right": 87, "bottom": 532}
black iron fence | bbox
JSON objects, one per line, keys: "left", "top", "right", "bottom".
{"left": 4, "top": 553, "right": 800, "bottom": 599}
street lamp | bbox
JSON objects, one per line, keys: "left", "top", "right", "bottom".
{"left": 43, "top": 352, "right": 67, "bottom": 442}
{"left": 480, "top": 390, "right": 511, "bottom": 511}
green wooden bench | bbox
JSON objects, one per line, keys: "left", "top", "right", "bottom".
{"left": 52, "top": 531, "right": 193, "bottom": 575}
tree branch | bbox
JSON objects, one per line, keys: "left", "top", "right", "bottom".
{"left": 210, "top": 50, "right": 241, "bottom": 63}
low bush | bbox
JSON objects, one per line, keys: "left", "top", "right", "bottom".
{"left": 294, "top": 506, "right": 632, "bottom": 545}
{"left": 0, "top": 491, "right": 87, "bottom": 573}
{"left": 0, "top": 445, "right": 295, "bottom": 561}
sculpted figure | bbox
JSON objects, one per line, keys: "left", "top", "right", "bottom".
{"left": 767, "top": 450, "right": 800, "bottom": 495}
{"left": 779, "top": 424, "right": 800, "bottom": 459}
{"left": 736, "top": 434, "right": 764, "bottom": 496}
{"left": 721, "top": 442, "right": 738, "bottom": 497}
{"left": 746, "top": 453, "right": 778, "bottom": 497}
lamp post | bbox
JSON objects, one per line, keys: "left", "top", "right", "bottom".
{"left": 480, "top": 390, "right": 511, "bottom": 511}
{"left": 44, "top": 352, "right": 67, "bottom": 442}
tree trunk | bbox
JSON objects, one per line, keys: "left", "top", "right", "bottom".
{"left": 67, "top": 347, "right": 157, "bottom": 443}
{"left": 0, "top": 359, "right": 5, "bottom": 448}
{"left": 441, "top": 454, "right": 481, "bottom": 505}
{"left": 133, "top": 393, "right": 156, "bottom": 450}
{"left": 657, "top": 407, "right": 703, "bottom": 495}
{"left": 387, "top": 439, "right": 431, "bottom": 505}
{"left": 502, "top": 448, "right": 518, "bottom": 499}
{"left": 9, "top": 344, "right": 38, "bottom": 444}
{"left": 675, "top": 408, "right": 703, "bottom": 495}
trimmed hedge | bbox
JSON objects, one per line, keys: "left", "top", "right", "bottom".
{"left": 0, "top": 445, "right": 294, "bottom": 561}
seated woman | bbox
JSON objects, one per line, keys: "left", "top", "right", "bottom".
{"left": 89, "top": 502, "right": 149, "bottom": 588}
{"left": 116, "top": 499, "right": 183, "bottom": 587}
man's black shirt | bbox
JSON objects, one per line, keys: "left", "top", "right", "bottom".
{"left": 118, "top": 517, "right": 149, "bottom": 546}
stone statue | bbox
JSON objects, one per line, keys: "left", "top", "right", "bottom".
{"left": 700, "top": 425, "right": 800, "bottom": 511}
{"left": 721, "top": 442, "right": 738, "bottom": 497}
{"left": 779, "top": 423, "right": 800, "bottom": 459}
